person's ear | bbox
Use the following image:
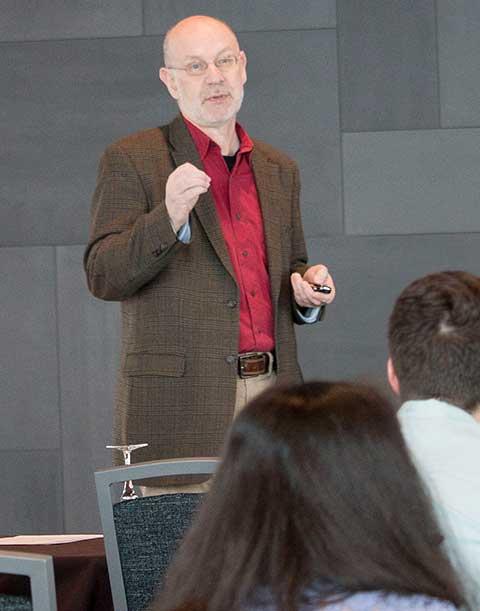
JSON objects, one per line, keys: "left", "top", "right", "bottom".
{"left": 239, "top": 50, "right": 247, "bottom": 85}
{"left": 159, "top": 67, "right": 179, "bottom": 100}
{"left": 387, "top": 357, "right": 400, "bottom": 396}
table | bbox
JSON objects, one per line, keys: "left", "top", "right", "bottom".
{"left": 0, "top": 538, "right": 113, "bottom": 611}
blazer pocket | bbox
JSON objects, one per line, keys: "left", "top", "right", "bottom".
{"left": 124, "top": 352, "right": 185, "bottom": 377}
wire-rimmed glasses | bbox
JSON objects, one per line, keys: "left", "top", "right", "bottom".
{"left": 165, "top": 54, "right": 240, "bottom": 76}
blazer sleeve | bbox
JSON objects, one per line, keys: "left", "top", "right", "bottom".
{"left": 84, "top": 143, "right": 182, "bottom": 301}
{"left": 289, "top": 163, "right": 324, "bottom": 325}
{"left": 289, "top": 162, "right": 308, "bottom": 277}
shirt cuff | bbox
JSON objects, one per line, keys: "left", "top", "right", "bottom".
{"left": 295, "top": 305, "right": 322, "bottom": 323}
{"left": 176, "top": 220, "right": 191, "bottom": 243}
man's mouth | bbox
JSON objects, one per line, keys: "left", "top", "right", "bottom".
{"left": 203, "top": 93, "right": 231, "bottom": 104}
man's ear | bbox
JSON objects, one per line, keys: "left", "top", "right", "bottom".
{"left": 159, "top": 67, "right": 179, "bottom": 100}
{"left": 239, "top": 50, "right": 247, "bottom": 85}
{"left": 387, "top": 357, "right": 400, "bottom": 396}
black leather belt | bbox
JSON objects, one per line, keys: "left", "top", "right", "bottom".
{"left": 238, "top": 352, "right": 274, "bottom": 379}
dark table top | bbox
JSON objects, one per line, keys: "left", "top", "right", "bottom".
{"left": 0, "top": 538, "right": 113, "bottom": 611}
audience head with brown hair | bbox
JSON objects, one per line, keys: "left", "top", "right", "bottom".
{"left": 153, "top": 381, "right": 467, "bottom": 611}
{"left": 388, "top": 270, "right": 480, "bottom": 413}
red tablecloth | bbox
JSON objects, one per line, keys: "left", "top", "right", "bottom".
{"left": 0, "top": 538, "right": 113, "bottom": 611}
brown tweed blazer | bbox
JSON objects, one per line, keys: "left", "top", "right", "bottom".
{"left": 84, "top": 115, "right": 312, "bottom": 465}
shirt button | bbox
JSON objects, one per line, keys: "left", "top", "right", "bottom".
{"left": 250, "top": 290, "right": 256, "bottom": 297}
{"left": 235, "top": 212, "right": 241, "bottom": 220}
{"left": 227, "top": 299, "right": 237, "bottom": 308}
{"left": 242, "top": 250, "right": 248, "bottom": 257}
{"left": 226, "top": 355, "right": 236, "bottom": 364}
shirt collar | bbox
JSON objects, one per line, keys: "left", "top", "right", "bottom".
{"left": 182, "top": 115, "right": 253, "bottom": 161}
{"left": 398, "top": 397, "right": 478, "bottom": 425}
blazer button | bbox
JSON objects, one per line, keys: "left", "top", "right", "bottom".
{"left": 226, "top": 355, "right": 236, "bottom": 364}
{"left": 227, "top": 299, "right": 237, "bottom": 308}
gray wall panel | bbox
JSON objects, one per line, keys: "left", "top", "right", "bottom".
{"left": 144, "top": 0, "right": 336, "bottom": 35}
{"left": 438, "top": 1, "right": 480, "bottom": 127}
{"left": 0, "top": 247, "right": 59, "bottom": 450}
{"left": 297, "top": 234, "right": 480, "bottom": 394}
{"left": 338, "top": 0, "right": 439, "bottom": 131}
{"left": 0, "top": 37, "right": 176, "bottom": 246}
{"left": 57, "top": 246, "right": 119, "bottom": 532}
{"left": 343, "top": 129, "right": 480, "bottom": 235}
{"left": 4, "top": 0, "right": 480, "bottom": 538}
{"left": 0, "top": 31, "right": 341, "bottom": 246}
{"left": 240, "top": 30, "right": 342, "bottom": 236}
{"left": 0, "top": 1, "right": 142, "bottom": 42}
{"left": 0, "top": 451, "right": 63, "bottom": 535}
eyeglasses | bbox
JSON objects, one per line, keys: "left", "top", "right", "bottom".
{"left": 166, "top": 54, "right": 240, "bottom": 77}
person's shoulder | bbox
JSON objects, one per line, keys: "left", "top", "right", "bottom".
{"left": 322, "top": 591, "right": 458, "bottom": 610}
{"left": 252, "top": 139, "right": 298, "bottom": 172}
{"left": 383, "top": 593, "right": 457, "bottom": 610}
{"left": 106, "top": 126, "right": 170, "bottom": 155}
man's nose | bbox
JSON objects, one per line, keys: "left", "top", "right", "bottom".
{"left": 204, "top": 62, "right": 225, "bottom": 83}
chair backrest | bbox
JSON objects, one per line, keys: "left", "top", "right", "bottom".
{"left": 0, "top": 551, "right": 57, "bottom": 611}
{"left": 95, "top": 457, "right": 218, "bottom": 611}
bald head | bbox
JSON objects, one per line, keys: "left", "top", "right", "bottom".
{"left": 163, "top": 15, "right": 239, "bottom": 66}
{"left": 159, "top": 15, "right": 247, "bottom": 130}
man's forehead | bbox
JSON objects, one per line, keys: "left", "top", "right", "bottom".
{"left": 165, "top": 17, "right": 239, "bottom": 60}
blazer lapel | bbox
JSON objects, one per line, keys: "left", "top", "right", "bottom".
{"left": 251, "top": 148, "right": 282, "bottom": 305}
{"left": 167, "top": 116, "right": 236, "bottom": 282}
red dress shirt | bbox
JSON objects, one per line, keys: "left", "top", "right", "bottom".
{"left": 185, "top": 118, "right": 274, "bottom": 353}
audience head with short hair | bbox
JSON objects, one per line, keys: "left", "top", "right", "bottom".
{"left": 154, "top": 381, "right": 466, "bottom": 611}
{"left": 388, "top": 271, "right": 480, "bottom": 412}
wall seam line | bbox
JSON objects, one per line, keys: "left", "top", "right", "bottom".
{"left": 335, "top": 2, "right": 346, "bottom": 235}
{"left": 53, "top": 246, "right": 66, "bottom": 533}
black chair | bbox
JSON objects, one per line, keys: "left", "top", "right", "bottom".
{"left": 95, "top": 457, "right": 218, "bottom": 611}
{"left": 0, "top": 551, "right": 57, "bottom": 610}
